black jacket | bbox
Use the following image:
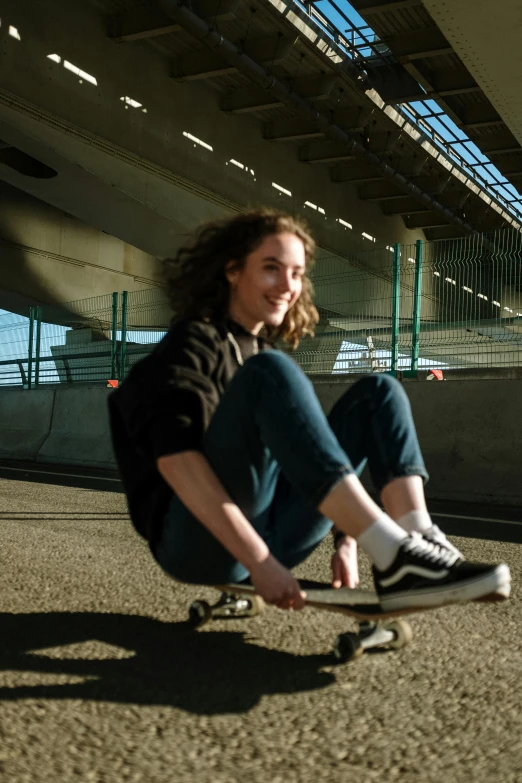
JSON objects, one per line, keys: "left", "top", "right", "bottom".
{"left": 108, "top": 317, "right": 271, "bottom": 545}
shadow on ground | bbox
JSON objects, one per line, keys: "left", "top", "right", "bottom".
{"left": 0, "top": 612, "right": 335, "bottom": 714}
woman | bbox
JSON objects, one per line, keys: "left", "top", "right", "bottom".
{"left": 109, "top": 209, "right": 510, "bottom": 611}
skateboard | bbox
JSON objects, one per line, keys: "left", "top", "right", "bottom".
{"left": 188, "top": 579, "right": 426, "bottom": 663}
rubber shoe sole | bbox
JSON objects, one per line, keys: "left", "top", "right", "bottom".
{"left": 379, "top": 563, "right": 511, "bottom": 612}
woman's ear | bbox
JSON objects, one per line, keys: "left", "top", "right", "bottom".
{"left": 225, "top": 260, "right": 239, "bottom": 286}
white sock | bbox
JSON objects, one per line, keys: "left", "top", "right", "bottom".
{"left": 357, "top": 514, "right": 409, "bottom": 571}
{"left": 396, "top": 509, "right": 432, "bottom": 535}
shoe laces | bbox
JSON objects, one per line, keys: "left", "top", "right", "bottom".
{"left": 403, "top": 531, "right": 460, "bottom": 568}
{"left": 424, "top": 524, "right": 463, "bottom": 558}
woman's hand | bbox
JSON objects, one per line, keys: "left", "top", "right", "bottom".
{"left": 249, "top": 554, "right": 306, "bottom": 610}
{"left": 331, "top": 535, "right": 359, "bottom": 589}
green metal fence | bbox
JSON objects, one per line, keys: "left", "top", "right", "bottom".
{"left": 293, "top": 241, "right": 429, "bottom": 374}
{"left": 295, "top": 229, "right": 522, "bottom": 374}
{"left": 0, "top": 288, "right": 170, "bottom": 388}
{"left": 294, "top": 243, "right": 399, "bottom": 373}
{"left": 413, "top": 231, "right": 522, "bottom": 369}
{"left": 2, "top": 229, "right": 522, "bottom": 388}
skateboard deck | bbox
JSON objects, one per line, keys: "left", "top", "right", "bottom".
{"left": 216, "top": 579, "right": 435, "bottom": 621}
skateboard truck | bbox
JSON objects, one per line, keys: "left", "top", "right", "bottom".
{"left": 334, "top": 619, "right": 412, "bottom": 663}
{"left": 188, "top": 592, "right": 265, "bottom": 628}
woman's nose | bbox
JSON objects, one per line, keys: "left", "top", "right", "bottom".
{"left": 278, "top": 271, "right": 292, "bottom": 291}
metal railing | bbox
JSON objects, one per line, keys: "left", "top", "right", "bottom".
{"left": 2, "top": 229, "right": 522, "bottom": 387}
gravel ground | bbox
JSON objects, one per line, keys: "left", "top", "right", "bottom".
{"left": 0, "top": 477, "right": 521, "bottom": 783}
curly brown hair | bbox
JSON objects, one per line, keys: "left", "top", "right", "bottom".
{"left": 164, "top": 209, "right": 319, "bottom": 348}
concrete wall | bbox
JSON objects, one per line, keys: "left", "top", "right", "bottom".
{"left": 0, "top": 182, "right": 163, "bottom": 315}
{"left": 0, "top": 375, "right": 520, "bottom": 506}
{"left": 0, "top": 386, "right": 116, "bottom": 468}
{"left": 312, "top": 375, "right": 522, "bottom": 506}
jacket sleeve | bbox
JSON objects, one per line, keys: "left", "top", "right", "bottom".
{"left": 114, "top": 321, "right": 221, "bottom": 459}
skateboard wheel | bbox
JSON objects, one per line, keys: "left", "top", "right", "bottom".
{"left": 188, "top": 600, "right": 212, "bottom": 628}
{"left": 386, "top": 620, "right": 412, "bottom": 650}
{"left": 334, "top": 633, "right": 363, "bottom": 663}
{"left": 245, "top": 595, "right": 265, "bottom": 617}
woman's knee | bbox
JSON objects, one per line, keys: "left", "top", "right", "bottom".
{"left": 239, "top": 351, "right": 312, "bottom": 393}
{"left": 329, "top": 373, "right": 409, "bottom": 424}
{"left": 353, "top": 373, "right": 407, "bottom": 404}
{"left": 243, "top": 350, "right": 300, "bottom": 375}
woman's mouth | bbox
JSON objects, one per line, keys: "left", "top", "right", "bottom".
{"left": 265, "top": 296, "right": 289, "bottom": 309}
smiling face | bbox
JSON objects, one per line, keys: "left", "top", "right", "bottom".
{"left": 225, "top": 232, "right": 306, "bottom": 335}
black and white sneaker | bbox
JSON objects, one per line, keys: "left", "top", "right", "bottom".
{"left": 374, "top": 533, "right": 511, "bottom": 611}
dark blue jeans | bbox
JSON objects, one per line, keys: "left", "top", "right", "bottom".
{"left": 154, "top": 352, "right": 428, "bottom": 584}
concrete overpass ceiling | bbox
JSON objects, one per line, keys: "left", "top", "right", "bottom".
{"left": 121, "top": 0, "right": 521, "bottom": 237}
{"left": 350, "top": 0, "right": 522, "bottom": 227}
{"left": 0, "top": 0, "right": 519, "bottom": 277}
{"left": 29, "top": 0, "right": 517, "bottom": 241}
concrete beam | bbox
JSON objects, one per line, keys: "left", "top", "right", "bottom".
{"left": 403, "top": 212, "right": 451, "bottom": 229}
{"left": 384, "top": 27, "right": 453, "bottom": 62}
{"left": 358, "top": 181, "right": 405, "bottom": 201}
{"left": 367, "top": 63, "right": 428, "bottom": 103}
{"left": 479, "top": 213, "right": 507, "bottom": 229}
{"left": 438, "top": 190, "right": 472, "bottom": 210}
{"left": 109, "top": 0, "right": 239, "bottom": 42}
{"left": 358, "top": 173, "right": 450, "bottom": 201}
{"left": 222, "top": 88, "right": 281, "bottom": 114}
{"left": 332, "top": 155, "right": 428, "bottom": 183}
{"left": 392, "top": 155, "right": 429, "bottom": 177}
{"left": 331, "top": 160, "right": 383, "bottom": 183}
{"left": 351, "top": 0, "right": 422, "bottom": 12}
{"left": 368, "top": 65, "right": 480, "bottom": 104}
{"left": 299, "top": 141, "right": 356, "bottom": 164}
{"left": 493, "top": 154, "right": 522, "bottom": 178}
{"left": 464, "top": 209, "right": 505, "bottom": 229}
{"left": 382, "top": 192, "right": 469, "bottom": 222}
{"left": 381, "top": 197, "right": 433, "bottom": 215}
{"left": 476, "top": 130, "right": 521, "bottom": 157}
{"left": 221, "top": 88, "right": 282, "bottom": 114}
{"left": 423, "top": 225, "right": 468, "bottom": 241}
{"left": 333, "top": 106, "right": 374, "bottom": 132}
{"left": 266, "top": 108, "right": 370, "bottom": 143}
{"left": 263, "top": 120, "right": 324, "bottom": 142}
{"left": 172, "top": 34, "right": 298, "bottom": 81}
{"left": 222, "top": 74, "right": 337, "bottom": 114}
{"left": 413, "top": 174, "right": 452, "bottom": 194}
{"left": 460, "top": 102, "right": 503, "bottom": 129}
{"left": 433, "top": 67, "right": 480, "bottom": 97}
{"left": 498, "top": 170, "right": 522, "bottom": 180}
{"left": 364, "top": 130, "right": 401, "bottom": 155}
